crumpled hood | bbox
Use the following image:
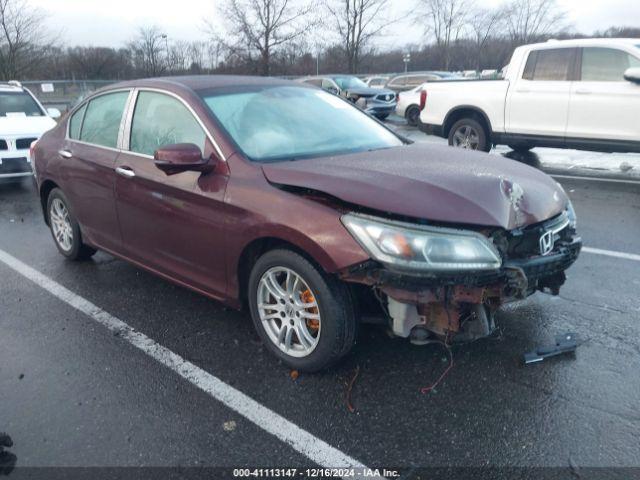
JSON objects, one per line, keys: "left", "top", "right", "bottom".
{"left": 262, "top": 143, "right": 568, "bottom": 230}
{"left": 0, "top": 115, "right": 57, "bottom": 137}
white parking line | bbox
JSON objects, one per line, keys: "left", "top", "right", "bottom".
{"left": 551, "top": 174, "right": 640, "bottom": 185}
{"left": 582, "top": 247, "right": 640, "bottom": 262}
{"left": 0, "top": 248, "right": 379, "bottom": 479}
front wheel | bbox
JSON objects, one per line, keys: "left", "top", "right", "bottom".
{"left": 508, "top": 145, "right": 533, "bottom": 153}
{"left": 248, "top": 249, "right": 356, "bottom": 372}
{"left": 47, "top": 188, "right": 96, "bottom": 261}
{"left": 448, "top": 118, "right": 491, "bottom": 152}
{"left": 375, "top": 113, "right": 389, "bottom": 121}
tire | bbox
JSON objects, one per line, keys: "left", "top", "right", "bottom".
{"left": 46, "top": 188, "right": 96, "bottom": 261}
{"left": 248, "top": 249, "right": 356, "bottom": 372}
{"left": 448, "top": 118, "right": 491, "bottom": 152}
{"left": 375, "top": 113, "right": 389, "bottom": 121}
{"left": 508, "top": 145, "right": 533, "bottom": 153}
{"left": 405, "top": 105, "right": 421, "bottom": 127}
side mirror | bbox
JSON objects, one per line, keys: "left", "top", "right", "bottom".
{"left": 326, "top": 86, "right": 339, "bottom": 95}
{"left": 154, "top": 143, "right": 216, "bottom": 176}
{"left": 624, "top": 67, "right": 640, "bottom": 84}
{"left": 47, "top": 108, "right": 61, "bottom": 119}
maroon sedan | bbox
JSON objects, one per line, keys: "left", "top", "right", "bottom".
{"left": 32, "top": 76, "right": 581, "bottom": 371}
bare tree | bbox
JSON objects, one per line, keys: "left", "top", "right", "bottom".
{"left": 0, "top": 0, "right": 50, "bottom": 80}
{"left": 325, "top": 0, "right": 398, "bottom": 74}
{"left": 129, "top": 26, "right": 167, "bottom": 77}
{"left": 468, "top": 6, "right": 503, "bottom": 71}
{"left": 416, "top": 0, "right": 473, "bottom": 70}
{"left": 503, "top": 0, "right": 567, "bottom": 44}
{"left": 212, "top": 0, "right": 315, "bottom": 76}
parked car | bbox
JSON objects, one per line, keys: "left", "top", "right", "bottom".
{"left": 385, "top": 72, "right": 458, "bottom": 93}
{"left": 299, "top": 75, "right": 396, "bottom": 120}
{"left": 33, "top": 76, "right": 581, "bottom": 371}
{"left": 363, "top": 76, "right": 390, "bottom": 89}
{"left": 419, "top": 38, "right": 640, "bottom": 153}
{"left": 396, "top": 84, "right": 428, "bottom": 126}
{"left": 0, "top": 81, "right": 60, "bottom": 181}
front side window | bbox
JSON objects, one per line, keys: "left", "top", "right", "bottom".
{"left": 0, "top": 91, "right": 44, "bottom": 117}
{"left": 581, "top": 48, "right": 640, "bottom": 81}
{"left": 79, "top": 91, "right": 129, "bottom": 148}
{"left": 130, "top": 91, "right": 206, "bottom": 157}
{"left": 522, "top": 48, "right": 575, "bottom": 81}
{"left": 69, "top": 104, "right": 87, "bottom": 140}
{"left": 406, "top": 76, "right": 429, "bottom": 86}
{"left": 388, "top": 77, "right": 406, "bottom": 87}
{"left": 202, "top": 86, "right": 403, "bottom": 163}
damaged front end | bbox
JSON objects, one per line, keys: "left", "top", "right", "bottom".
{"left": 340, "top": 210, "right": 582, "bottom": 344}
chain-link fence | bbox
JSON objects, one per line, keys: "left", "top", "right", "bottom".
{"left": 21, "top": 80, "right": 116, "bottom": 113}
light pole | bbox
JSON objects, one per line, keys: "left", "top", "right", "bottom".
{"left": 161, "top": 33, "right": 169, "bottom": 68}
{"left": 403, "top": 53, "right": 411, "bottom": 73}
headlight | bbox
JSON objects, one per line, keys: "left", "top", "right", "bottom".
{"left": 341, "top": 214, "right": 502, "bottom": 271}
{"left": 566, "top": 199, "right": 577, "bottom": 229}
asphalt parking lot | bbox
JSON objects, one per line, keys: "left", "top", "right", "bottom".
{"left": 1, "top": 142, "right": 639, "bottom": 478}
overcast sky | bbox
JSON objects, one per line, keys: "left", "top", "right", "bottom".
{"left": 30, "top": 0, "right": 640, "bottom": 48}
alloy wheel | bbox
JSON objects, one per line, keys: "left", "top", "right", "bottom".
{"left": 50, "top": 198, "right": 73, "bottom": 252}
{"left": 257, "top": 267, "right": 321, "bottom": 358}
{"left": 452, "top": 125, "right": 481, "bottom": 150}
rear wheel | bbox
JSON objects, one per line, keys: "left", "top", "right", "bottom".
{"left": 405, "top": 105, "right": 421, "bottom": 126}
{"left": 248, "top": 249, "right": 356, "bottom": 372}
{"left": 47, "top": 188, "right": 96, "bottom": 261}
{"left": 448, "top": 118, "right": 490, "bottom": 152}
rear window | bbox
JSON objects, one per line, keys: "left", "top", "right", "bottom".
{"left": 0, "top": 92, "right": 44, "bottom": 117}
{"left": 522, "top": 48, "right": 575, "bottom": 81}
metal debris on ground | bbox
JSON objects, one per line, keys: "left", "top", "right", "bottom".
{"left": 346, "top": 366, "right": 360, "bottom": 414}
{"left": 524, "top": 333, "right": 578, "bottom": 365}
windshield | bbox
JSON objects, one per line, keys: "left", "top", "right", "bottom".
{"left": 332, "top": 76, "right": 368, "bottom": 90}
{"left": 202, "top": 86, "right": 403, "bottom": 163}
{"left": 0, "top": 91, "right": 44, "bottom": 117}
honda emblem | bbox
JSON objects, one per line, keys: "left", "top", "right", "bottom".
{"left": 539, "top": 230, "right": 554, "bottom": 256}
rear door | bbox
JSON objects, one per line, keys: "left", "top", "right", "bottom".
{"left": 566, "top": 47, "right": 640, "bottom": 143}
{"left": 60, "top": 89, "right": 131, "bottom": 250}
{"left": 114, "top": 89, "right": 230, "bottom": 298}
{"left": 506, "top": 47, "right": 578, "bottom": 138}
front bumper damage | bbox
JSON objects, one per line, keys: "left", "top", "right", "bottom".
{"left": 341, "top": 218, "right": 582, "bottom": 343}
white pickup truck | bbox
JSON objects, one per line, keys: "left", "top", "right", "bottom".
{"left": 419, "top": 38, "right": 640, "bottom": 153}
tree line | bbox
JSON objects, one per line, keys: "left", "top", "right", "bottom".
{"left": 1, "top": 0, "right": 639, "bottom": 81}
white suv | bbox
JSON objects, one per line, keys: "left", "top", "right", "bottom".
{"left": 0, "top": 81, "right": 60, "bottom": 180}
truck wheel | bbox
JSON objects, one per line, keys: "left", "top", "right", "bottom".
{"left": 448, "top": 118, "right": 490, "bottom": 152}
{"left": 47, "top": 188, "right": 97, "bottom": 261}
{"left": 248, "top": 249, "right": 356, "bottom": 372}
{"left": 405, "top": 105, "right": 421, "bottom": 126}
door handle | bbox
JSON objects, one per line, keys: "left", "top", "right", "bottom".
{"left": 575, "top": 89, "right": 592, "bottom": 95}
{"left": 58, "top": 149, "right": 73, "bottom": 159}
{"left": 516, "top": 88, "right": 530, "bottom": 93}
{"left": 116, "top": 166, "right": 136, "bottom": 178}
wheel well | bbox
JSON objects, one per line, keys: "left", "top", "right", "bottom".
{"left": 443, "top": 108, "right": 492, "bottom": 142}
{"left": 236, "top": 237, "right": 325, "bottom": 309}
{"left": 39, "top": 180, "right": 59, "bottom": 225}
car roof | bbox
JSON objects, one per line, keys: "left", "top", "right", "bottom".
{"left": 0, "top": 84, "right": 25, "bottom": 93}
{"left": 525, "top": 38, "right": 640, "bottom": 49}
{"left": 102, "top": 75, "right": 298, "bottom": 94}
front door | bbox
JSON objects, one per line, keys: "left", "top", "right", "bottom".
{"left": 507, "top": 47, "right": 577, "bottom": 137}
{"left": 567, "top": 47, "right": 640, "bottom": 143}
{"left": 114, "top": 90, "right": 230, "bottom": 298}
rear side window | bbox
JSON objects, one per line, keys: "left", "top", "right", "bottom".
{"left": 129, "top": 91, "right": 206, "bottom": 157}
{"left": 522, "top": 48, "right": 575, "bottom": 81}
{"left": 80, "top": 91, "right": 129, "bottom": 148}
{"left": 69, "top": 104, "right": 87, "bottom": 140}
{"left": 304, "top": 79, "right": 323, "bottom": 87}
{"left": 581, "top": 48, "right": 640, "bottom": 81}
{"left": 388, "top": 77, "right": 406, "bottom": 87}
